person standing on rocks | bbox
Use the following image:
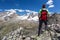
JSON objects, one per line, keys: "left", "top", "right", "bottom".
{"left": 38, "top": 4, "right": 49, "bottom": 36}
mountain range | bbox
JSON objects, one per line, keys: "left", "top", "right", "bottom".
{"left": 0, "top": 9, "right": 38, "bottom": 22}
{"left": 0, "top": 9, "right": 60, "bottom": 25}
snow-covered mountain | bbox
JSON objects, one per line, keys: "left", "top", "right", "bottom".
{"left": 0, "top": 10, "right": 18, "bottom": 21}
{"left": 1, "top": 9, "right": 60, "bottom": 23}
{"left": 0, "top": 9, "right": 38, "bottom": 21}
{"left": 17, "top": 12, "right": 38, "bottom": 21}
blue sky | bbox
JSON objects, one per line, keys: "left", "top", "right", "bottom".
{"left": 0, "top": 0, "right": 60, "bottom": 13}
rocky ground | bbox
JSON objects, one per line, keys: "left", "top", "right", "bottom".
{"left": 2, "top": 24, "right": 60, "bottom": 40}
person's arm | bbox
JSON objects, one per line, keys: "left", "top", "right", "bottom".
{"left": 47, "top": 10, "right": 50, "bottom": 17}
{"left": 47, "top": 9, "right": 51, "bottom": 21}
{"left": 38, "top": 9, "right": 42, "bottom": 18}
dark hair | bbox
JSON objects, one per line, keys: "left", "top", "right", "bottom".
{"left": 42, "top": 4, "right": 46, "bottom": 8}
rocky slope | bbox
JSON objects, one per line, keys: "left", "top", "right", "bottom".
{"left": 0, "top": 11, "right": 60, "bottom": 40}
{"left": 2, "top": 24, "right": 60, "bottom": 40}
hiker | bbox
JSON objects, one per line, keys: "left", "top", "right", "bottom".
{"left": 38, "top": 4, "right": 49, "bottom": 36}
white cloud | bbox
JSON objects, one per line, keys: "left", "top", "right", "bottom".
{"left": 25, "top": 10, "right": 38, "bottom": 13}
{"left": 14, "top": 9, "right": 24, "bottom": 12}
{"left": 46, "top": 0, "right": 53, "bottom": 5}
{"left": 4, "top": 9, "right": 38, "bottom": 16}
{"left": 32, "top": 11, "right": 38, "bottom": 13}
{"left": 46, "top": 0, "right": 54, "bottom": 8}
{"left": 14, "top": 9, "right": 18, "bottom": 10}
{"left": 49, "top": 5, "right": 54, "bottom": 8}
{"left": 5, "top": 9, "right": 16, "bottom": 13}
{"left": 5, "top": 9, "right": 38, "bottom": 13}
{"left": 25, "top": 10, "right": 31, "bottom": 13}
{"left": 18, "top": 10, "right": 24, "bottom": 12}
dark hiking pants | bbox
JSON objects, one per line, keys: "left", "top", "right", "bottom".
{"left": 38, "top": 20, "right": 47, "bottom": 36}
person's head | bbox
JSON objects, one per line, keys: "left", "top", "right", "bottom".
{"left": 42, "top": 4, "right": 46, "bottom": 8}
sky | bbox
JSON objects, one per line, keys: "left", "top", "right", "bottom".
{"left": 0, "top": 0, "right": 60, "bottom": 13}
